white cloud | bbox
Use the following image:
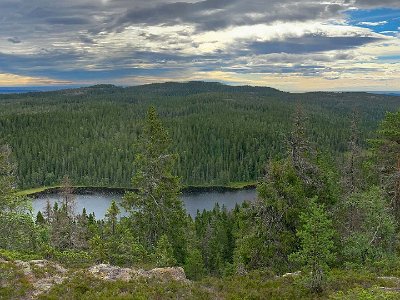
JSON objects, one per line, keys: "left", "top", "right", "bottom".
{"left": 358, "top": 21, "right": 388, "bottom": 26}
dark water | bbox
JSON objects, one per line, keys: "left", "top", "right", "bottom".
{"left": 32, "top": 189, "right": 257, "bottom": 218}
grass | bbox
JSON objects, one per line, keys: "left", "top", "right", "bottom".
{"left": 16, "top": 186, "right": 59, "bottom": 196}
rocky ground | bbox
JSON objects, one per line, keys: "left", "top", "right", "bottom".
{"left": 3, "top": 258, "right": 400, "bottom": 299}
{"left": 0, "top": 258, "right": 189, "bottom": 299}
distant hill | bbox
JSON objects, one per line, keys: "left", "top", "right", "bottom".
{"left": 0, "top": 86, "right": 82, "bottom": 94}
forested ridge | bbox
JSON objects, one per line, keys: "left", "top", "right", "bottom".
{"left": 1, "top": 102, "right": 400, "bottom": 298}
{"left": 0, "top": 81, "right": 399, "bottom": 189}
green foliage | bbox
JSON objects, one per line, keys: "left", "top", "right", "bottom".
{"left": 0, "top": 248, "right": 42, "bottom": 261}
{"left": 370, "top": 110, "right": 400, "bottom": 221}
{"left": 0, "top": 83, "right": 398, "bottom": 189}
{"left": 0, "top": 212, "right": 37, "bottom": 251}
{"left": 105, "top": 200, "right": 120, "bottom": 235}
{"left": 234, "top": 159, "right": 306, "bottom": 272}
{"left": 329, "top": 287, "right": 399, "bottom": 300}
{"left": 106, "top": 227, "right": 148, "bottom": 267}
{"left": 89, "top": 235, "right": 108, "bottom": 263}
{"left": 154, "top": 234, "right": 177, "bottom": 267}
{"left": 336, "top": 186, "right": 396, "bottom": 265}
{"left": 0, "top": 144, "right": 37, "bottom": 252}
{"left": 2, "top": 85, "right": 400, "bottom": 298}
{"left": 0, "top": 261, "right": 32, "bottom": 299}
{"left": 38, "top": 271, "right": 213, "bottom": 300}
{"left": 52, "top": 250, "right": 93, "bottom": 268}
{"left": 195, "top": 204, "right": 235, "bottom": 276}
{"left": 290, "top": 198, "right": 336, "bottom": 292}
{"left": 184, "top": 248, "right": 206, "bottom": 280}
{"left": 123, "top": 107, "right": 187, "bottom": 262}
{"left": 0, "top": 144, "right": 17, "bottom": 205}
{"left": 36, "top": 211, "right": 45, "bottom": 225}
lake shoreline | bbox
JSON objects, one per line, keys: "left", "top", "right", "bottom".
{"left": 24, "top": 183, "right": 257, "bottom": 198}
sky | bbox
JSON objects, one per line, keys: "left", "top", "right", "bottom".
{"left": 0, "top": 0, "right": 399, "bottom": 91}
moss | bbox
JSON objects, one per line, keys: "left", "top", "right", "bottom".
{"left": 0, "top": 261, "right": 32, "bottom": 299}
{"left": 39, "top": 272, "right": 213, "bottom": 300}
{"left": 329, "top": 287, "right": 400, "bottom": 300}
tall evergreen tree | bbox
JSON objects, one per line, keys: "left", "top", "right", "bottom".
{"left": 105, "top": 200, "right": 120, "bottom": 235}
{"left": 289, "top": 198, "right": 335, "bottom": 293}
{"left": 371, "top": 111, "right": 400, "bottom": 222}
{"left": 234, "top": 159, "right": 306, "bottom": 272}
{"left": 123, "top": 106, "right": 187, "bottom": 262}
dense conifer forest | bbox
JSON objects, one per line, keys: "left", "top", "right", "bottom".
{"left": 0, "top": 81, "right": 399, "bottom": 189}
{"left": 1, "top": 82, "right": 400, "bottom": 299}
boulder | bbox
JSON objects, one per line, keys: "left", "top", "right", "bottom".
{"left": 88, "top": 264, "right": 188, "bottom": 282}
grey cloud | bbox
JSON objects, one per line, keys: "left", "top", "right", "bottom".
{"left": 109, "top": 0, "right": 348, "bottom": 32}
{"left": 245, "top": 34, "right": 383, "bottom": 55}
{"left": 45, "top": 17, "right": 91, "bottom": 25}
{"left": 7, "top": 37, "right": 21, "bottom": 43}
{"left": 248, "top": 52, "right": 356, "bottom": 64}
{"left": 353, "top": 0, "right": 400, "bottom": 8}
{"left": 0, "top": 0, "right": 397, "bottom": 85}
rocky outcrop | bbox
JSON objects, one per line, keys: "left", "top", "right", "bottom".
{"left": 87, "top": 264, "right": 132, "bottom": 281}
{"left": 88, "top": 264, "right": 188, "bottom": 282}
{"left": 1, "top": 259, "right": 188, "bottom": 299}
{"left": 14, "top": 259, "right": 68, "bottom": 299}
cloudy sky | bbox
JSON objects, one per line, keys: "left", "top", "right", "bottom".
{"left": 0, "top": 0, "right": 399, "bottom": 91}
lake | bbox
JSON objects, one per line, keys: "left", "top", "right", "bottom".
{"left": 32, "top": 189, "right": 257, "bottom": 219}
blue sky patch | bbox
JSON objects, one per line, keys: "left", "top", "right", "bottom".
{"left": 347, "top": 8, "right": 400, "bottom": 35}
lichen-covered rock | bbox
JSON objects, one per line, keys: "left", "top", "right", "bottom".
{"left": 13, "top": 259, "right": 68, "bottom": 299}
{"left": 88, "top": 264, "right": 133, "bottom": 281}
{"left": 147, "top": 267, "right": 187, "bottom": 281}
{"left": 88, "top": 264, "right": 187, "bottom": 282}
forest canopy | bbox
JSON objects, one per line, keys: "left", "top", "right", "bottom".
{"left": 0, "top": 81, "right": 399, "bottom": 189}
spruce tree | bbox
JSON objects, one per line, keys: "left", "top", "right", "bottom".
{"left": 123, "top": 106, "right": 187, "bottom": 262}
{"left": 105, "top": 200, "right": 120, "bottom": 235}
{"left": 371, "top": 111, "right": 400, "bottom": 222}
{"left": 289, "top": 198, "right": 335, "bottom": 293}
{"left": 184, "top": 248, "right": 206, "bottom": 280}
{"left": 36, "top": 211, "right": 45, "bottom": 225}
